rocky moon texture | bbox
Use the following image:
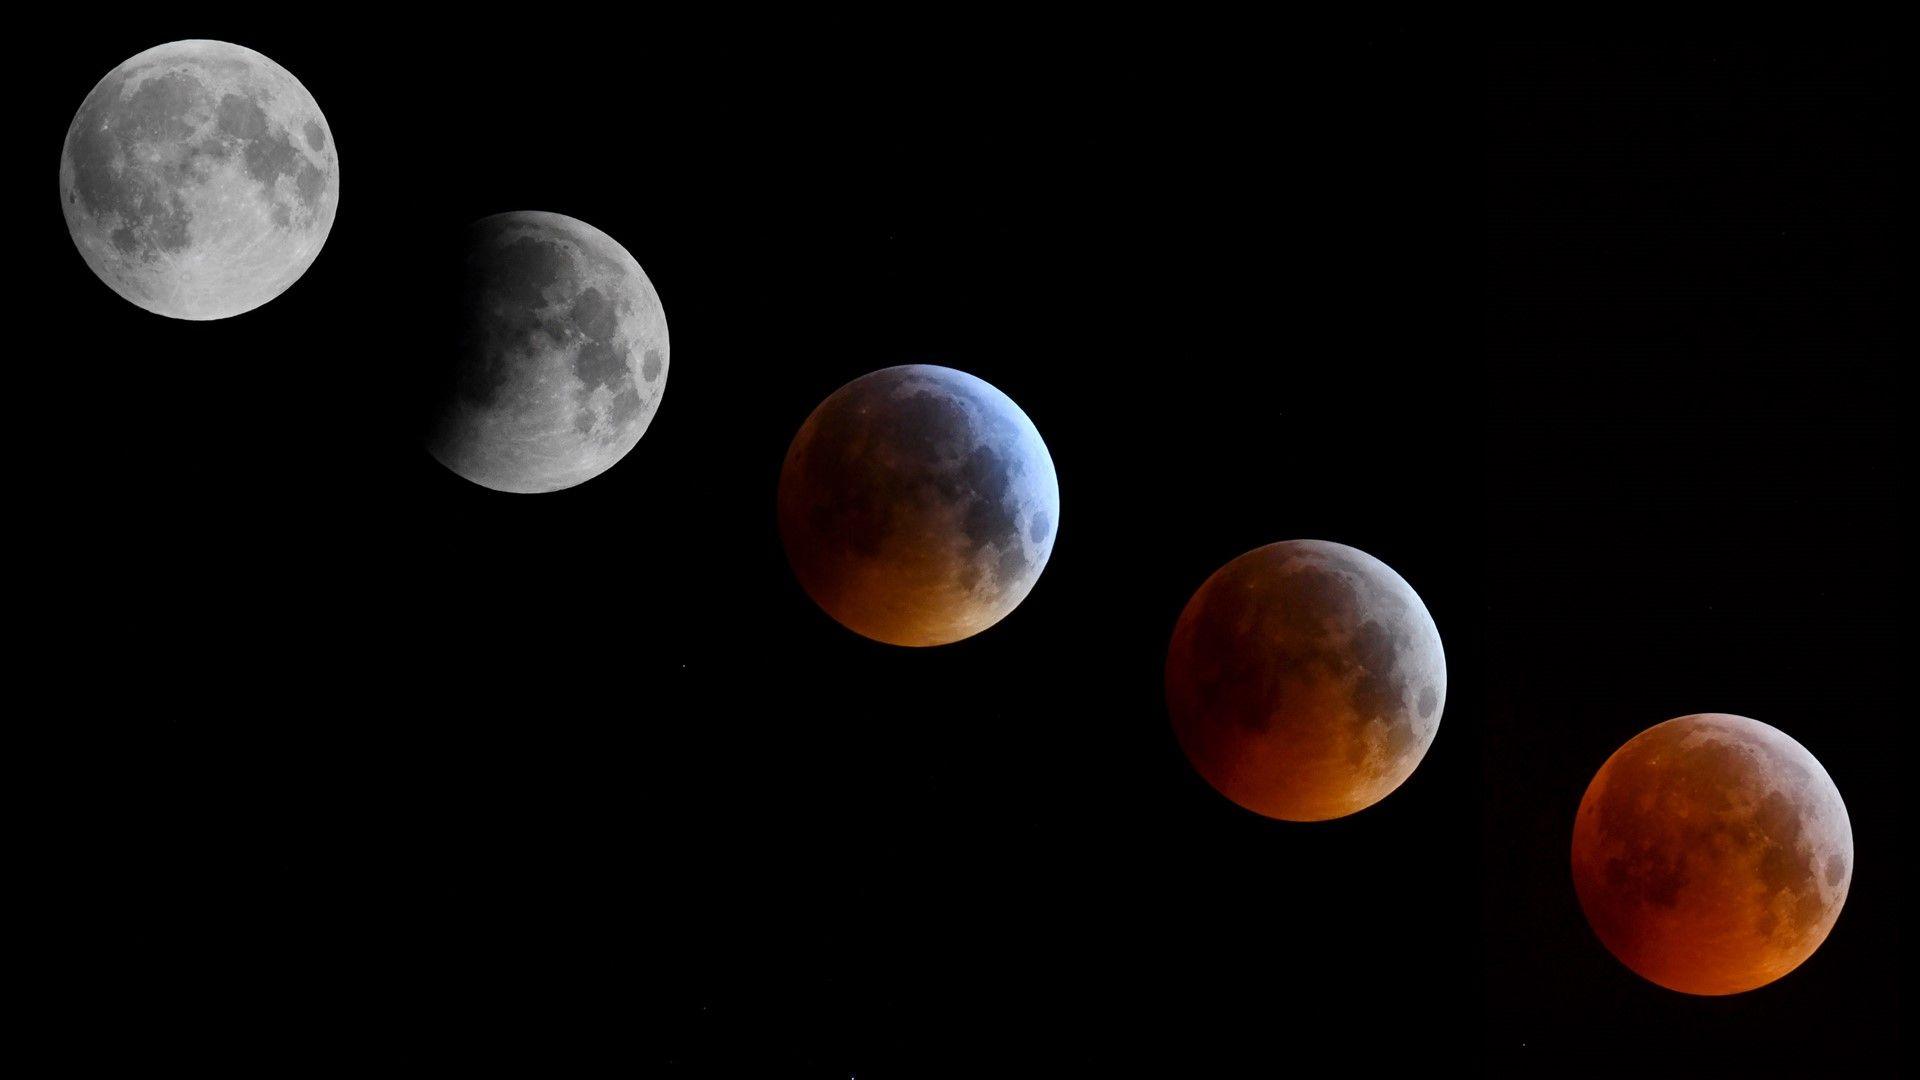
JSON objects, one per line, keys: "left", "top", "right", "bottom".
{"left": 1165, "top": 540, "right": 1447, "bottom": 822}
{"left": 425, "top": 211, "right": 669, "bottom": 494}
{"left": 60, "top": 39, "right": 338, "bottom": 320}
{"left": 778, "top": 365, "right": 1059, "bottom": 647}
{"left": 1572, "top": 713, "right": 1853, "bottom": 995}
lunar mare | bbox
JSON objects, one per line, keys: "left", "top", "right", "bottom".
{"left": 60, "top": 39, "right": 339, "bottom": 320}
{"left": 777, "top": 365, "right": 1059, "bottom": 647}
{"left": 424, "top": 212, "right": 670, "bottom": 494}
{"left": 1165, "top": 541, "right": 1446, "bottom": 821}
{"left": 1571, "top": 713, "right": 1852, "bottom": 995}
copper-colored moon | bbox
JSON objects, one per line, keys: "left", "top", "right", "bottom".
{"left": 1164, "top": 540, "right": 1446, "bottom": 821}
{"left": 1571, "top": 713, "right": 1853, "bottom": 995}
{"left": 777, "top": 365, "right": 1059, "bottom": 647}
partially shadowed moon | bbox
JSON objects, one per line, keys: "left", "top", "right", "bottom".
{"left": 1571, "top": 713, "right": 1852, "bottom": 995}
{"left": 60, "top": 40, "right": 338, "bottom": 319}
{"left": 1165, "top": 540, "right": 1446, "bottom": 821}
{"left": 777, "top": 365, "right": 1059, "bottom": 647}
{"left": 424, "top": 211, "right": 669, "bottom": 494}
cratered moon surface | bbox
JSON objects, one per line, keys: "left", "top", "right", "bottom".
{"left": 1571, "top": 713, "right": 1852, "bottom": 995}
{"left": 1165, "top": 540, "right": 1446, "bottom": 821}
{"left": 60, "top": 40, "right": 339, "bottom": 320}
{"left": 424, "top": 211, "right": 669, "bottom": 494}
{"left": 777, "top": 364, "right": 1059, "bottom": 647}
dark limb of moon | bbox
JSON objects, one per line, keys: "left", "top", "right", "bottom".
{"left": 777, "top": 365, "right": 1059, "bottom": 646}
{"left": 423, "top": 211, "right": 669, "bottom": 494}
{"left": 1165, "top": 540, "right": 1446, "bottom": 821}
{"left": 1571, "top": 713, "right": 1852, "bottom": 995}
{"left": 60, "top": 40, "right": 339, "bottom": 320}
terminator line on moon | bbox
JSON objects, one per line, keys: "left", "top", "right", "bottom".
{"left": 1165, "top": 540, "right": 1446, "bottom": 821}
{"left": 424, "top": 211, "right": 670, "bottom": 494}
{"left": 779, "top": 365, "right": 1059, "bottom": 647}
{"left": 60, "top": 40, "right": 338, "bottom": 320}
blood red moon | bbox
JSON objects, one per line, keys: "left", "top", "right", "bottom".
{"left": 1571, "top": 713, "right": 1853, "bottom": 995}
{"left": 1164, "top": 540, "right": 1446, "bottom": 821}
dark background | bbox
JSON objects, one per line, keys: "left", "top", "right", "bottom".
{"left": 30, "top": 31, "right": 1898, "bottom": 1074}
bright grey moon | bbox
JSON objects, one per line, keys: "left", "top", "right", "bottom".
{"left": 424, "top": 212, "right": 670, "bottom": 494}
{"left": 59, "top": 40, "right": 339, "bottom": 320}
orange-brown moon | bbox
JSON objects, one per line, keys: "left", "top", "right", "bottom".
{"left": 777, "top": 365, "right": 1059, "bottom": 647}
{"left": 1164, "top": 540, "right": 1446, "bottom": 821}
{"left": 1571, "top": 713, "right": 1853, "bottom": 995}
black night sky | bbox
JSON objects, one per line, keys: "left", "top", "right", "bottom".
{"left": 28, "top": 30, "right": 1900, "bottom": 1074}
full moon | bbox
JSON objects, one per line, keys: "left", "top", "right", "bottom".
{"left": 1164, "top": 540, "right": 1446, "bottom": 821}
{"left": 60, "top": 40, "right": 339, "bottom": 320}
{"left": 1571, "top": 713, "right": 1852, "bottom": 995}
{"left": 424, "top": 212, "right": 669, "bottom": 494}
{"left": 777, "top": 365, "right": 1059, "bottom": 647}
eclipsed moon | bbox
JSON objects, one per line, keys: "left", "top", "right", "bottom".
{"left": 1571, "top": 713, "right": 1852, "bottom": 995}
{"left": 423, "top": 211, "right": 669, "bottom": 494}
{"left": 1164, "top": 540, "right": 1446, "bottom": 821}
{"left": 777, "top": 365, "right": 1059, "bottom": 647}
{"left": 60, "top": 39, "right": 339, "bottom": 320}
